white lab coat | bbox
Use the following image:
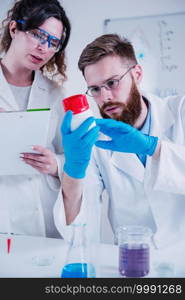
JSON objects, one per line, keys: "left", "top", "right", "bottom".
{"left": 0, "top": 66, "right": 65, "bottom": 238}
{"left": 54, "top": 92, "right": 185, "bottom": 248}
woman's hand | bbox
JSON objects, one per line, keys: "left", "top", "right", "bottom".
{"left": 21, "top": 145, "right": 58, "bottom": 176}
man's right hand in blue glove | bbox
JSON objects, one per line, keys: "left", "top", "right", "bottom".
{"left": 61, "top": 110, "right": 99, "bottom": 179}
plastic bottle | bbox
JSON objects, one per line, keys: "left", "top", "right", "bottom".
{"left": 61, "top": 223, "right": 96, "bottom": 278}
{"left": 62, "top": 94, "right": 95, "bottom": 131}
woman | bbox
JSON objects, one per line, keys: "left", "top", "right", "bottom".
{"left": 0, "top": 0, "right": 71, "bottom": 237}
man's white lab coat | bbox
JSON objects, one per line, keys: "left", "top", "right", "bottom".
{"left": 55, "top": 92, "right": 185, "bottom": 248}
{"left": 0, "top": 67, "right": 64, "bottom": 237}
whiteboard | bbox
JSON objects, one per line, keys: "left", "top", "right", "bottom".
{"left": 104, "top": 12, "right": 185, "bottom": 97}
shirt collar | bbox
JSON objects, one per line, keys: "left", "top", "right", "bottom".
{"left": 139, "top": 98, "right": 151, "bottom": 135}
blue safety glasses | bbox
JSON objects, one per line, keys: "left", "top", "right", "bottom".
{"left": 17, "top": 19, "right": 63, "bottom": 52}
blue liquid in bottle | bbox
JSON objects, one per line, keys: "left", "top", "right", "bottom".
{"left": 61, "top": 263, "right": 96, "bottom": 278}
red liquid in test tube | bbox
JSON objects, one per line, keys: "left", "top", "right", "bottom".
{"left": 7, "top": 238, "right": 11, "bottom": 254}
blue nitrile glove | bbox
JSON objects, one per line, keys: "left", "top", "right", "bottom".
{"left": 95, "top": 118, "right": 158, "bottom": 156}
{"left": 61, "top": 110, "right": 99, "bottom": 179}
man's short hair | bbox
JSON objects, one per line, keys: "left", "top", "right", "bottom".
{"left": 78, "top": 34, "right": 138, "bottom": 75}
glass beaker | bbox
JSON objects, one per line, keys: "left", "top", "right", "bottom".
{"left": 61, "top": 223, "right": 96, "bottom": 278}
{"left": 117, "top": 225, "right": 152, "bottom": 277}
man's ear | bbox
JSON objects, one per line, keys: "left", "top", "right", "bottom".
{"left": 9, "top": 21, "right": 17, "bottom": 39}
{"left": 132, "top": 64, "right": 143, "bottom": 84}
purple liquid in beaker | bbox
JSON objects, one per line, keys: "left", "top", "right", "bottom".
{"left": 119, "top": 243, "right": 150, "bottom": 277}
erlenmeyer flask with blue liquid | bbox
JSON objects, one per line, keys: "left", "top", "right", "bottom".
{"left": 61, "top": 223, "right": 96, "bottom": 278}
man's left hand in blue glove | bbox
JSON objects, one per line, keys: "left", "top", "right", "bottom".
{"left": 95, "top": 118, "right": 158, "bottom": 156}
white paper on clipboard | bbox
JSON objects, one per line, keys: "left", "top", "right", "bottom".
{"left": 0, "top": 110, "right": 51, "bottom": 175}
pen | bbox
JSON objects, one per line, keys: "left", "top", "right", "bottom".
{"left": 27, "top": 108, "right": 50, "bottom": 112}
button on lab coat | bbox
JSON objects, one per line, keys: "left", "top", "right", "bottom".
{"left": 54, "top": 93, "right": 185, "bottom": 248}
{"left": 0, "top": 67, "right": 64, "bottom": 237}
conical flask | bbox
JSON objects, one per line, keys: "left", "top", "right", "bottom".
{"left": 61, "top": 223, "right": 96, "bottom": 278}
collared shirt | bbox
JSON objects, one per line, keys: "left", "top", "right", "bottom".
{"left": 137, "top": 100, "right": 151, "bottom": 166}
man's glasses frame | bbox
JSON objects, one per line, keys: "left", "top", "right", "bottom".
{"left": 86, "top": 65, "right": 136, "bottom": 97}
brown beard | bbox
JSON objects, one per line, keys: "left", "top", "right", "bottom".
{"left": 99, "top": 80, "right": 142, "bottom": 126}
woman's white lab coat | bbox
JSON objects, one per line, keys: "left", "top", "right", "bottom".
{"left": 54, "top": 92, "right": 185, "bottom": 248}
{"left": 0, "top": 66, "right": 64, "bottom": 237}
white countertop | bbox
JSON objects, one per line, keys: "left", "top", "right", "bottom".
{"left": 0, "top": 234, "right": 185, "bottom": 278}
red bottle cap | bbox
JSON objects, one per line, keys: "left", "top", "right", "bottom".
{"left": 62, "top": 94, "right": 89, "bottom": 115}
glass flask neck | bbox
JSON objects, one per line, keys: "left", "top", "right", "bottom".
{"left": 70, "top": 223, "right": 87, "bottom": 247}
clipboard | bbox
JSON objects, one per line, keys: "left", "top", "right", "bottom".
{"left": 0, "top": 110, "right": 51, "bottom": 175}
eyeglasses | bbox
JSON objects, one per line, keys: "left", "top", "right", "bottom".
{"left": 17, "top": 20, "right": 63, "bottom": 52}
{"left": 86, "top": 65, "right": 136, "bottom": 97}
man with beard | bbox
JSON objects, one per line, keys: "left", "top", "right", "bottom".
{"left": 57, "top": 34, "right": 185, "bottom": 249}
